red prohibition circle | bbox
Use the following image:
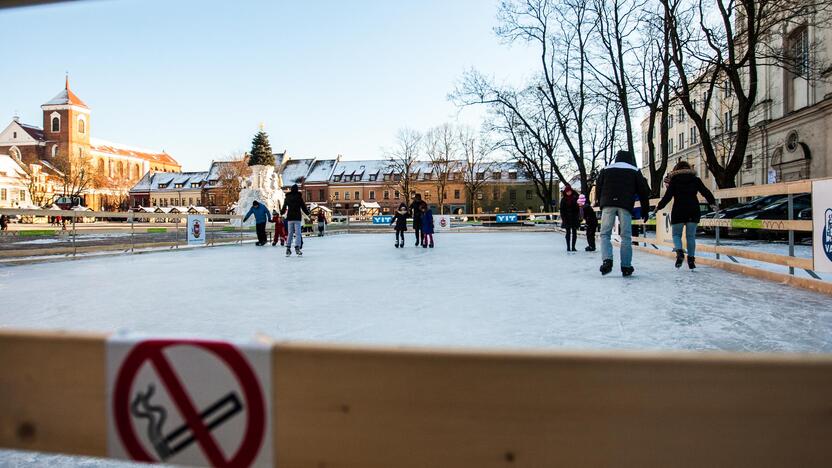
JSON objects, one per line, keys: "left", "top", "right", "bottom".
{"left": 113, "top": 339, "right": 266, "bottom": 468}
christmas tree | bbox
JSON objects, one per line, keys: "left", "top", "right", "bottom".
{"left": 248, "top": 129, "right": 275, "bottom": 166}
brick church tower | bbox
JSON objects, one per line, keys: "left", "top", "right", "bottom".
{"left": 41, "top": 76, "right": 91, "bottom": 162}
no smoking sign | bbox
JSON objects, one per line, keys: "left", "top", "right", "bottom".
{"left": 107, "top": 337, "right": 273, "bottom": 467}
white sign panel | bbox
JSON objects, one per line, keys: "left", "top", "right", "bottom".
{"left": 812, "top": 179, "right": 832, "bottom": 272}
{"left": 106, "top": 336, "right": 273, "bottom": 468}
{"left": 433, "top": 215, "right": 452, "bottom": 232}
{"left": 187, "top": 215, "right": 206, "bottom": 245}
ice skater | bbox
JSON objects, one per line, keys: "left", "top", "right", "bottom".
{"left": 282, "top": 184, "right": 311, "bottom": 256}
{"left": 595, "top": 150, "right": 651, "bottom": 276}
{"left": 316, "top": 210, "right": 327, "bottom": 237}
{"left": 559, "top": 184, "right": 579, "bottom": 252}
{"left": 579, "top": 194, "right": 598, "bottom": 251}
{"left": 390, "top": 202, "right": 408, "bottom": 247}
{"left": 653, "top": 161, "right": 717, "bottom": 269}
{"left": 410, "top": 193, "right": 424, "bottom": 246}
{"left": 243, "top": 200, "right": 270, "bottom": 246}
{"left": 271, "top": 209, "right": 287, "bottom": 246}
{"left": 420, "top": 202, "right": 435, "bottom": 248}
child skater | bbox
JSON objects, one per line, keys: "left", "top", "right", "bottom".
{"left": 420, "top": 202, "right": 435, "bottom": 248}
{"left": 316, "top": 210, "right": 327, "bottom": 237}
{"left": 271, "top": 209, "right": 287, "bottom": 246}
{"left": 390, "top": 202, "right": 408, "bottom": 248}
{"left": 579, "top": 194, "right": 598, "bottom": 252}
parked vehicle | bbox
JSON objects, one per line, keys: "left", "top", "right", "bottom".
{"left": 735, "top": 194, "right": 811, "bottom": 239}
{"left": 701, "top": 195, "right": 785, "bottom": 234}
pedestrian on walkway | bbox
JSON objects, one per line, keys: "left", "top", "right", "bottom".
{"left": 595, "top": 150, "right": 652, "bottom": 276}
{"left": 654, "top": 161, "right": 717, "bottom": 269}
{"left": 243, "top": 200, "right": 270, "bottom": 246}
{"left": 282, "top": 184, "right": 311, "bottom": 256}
{"left": 579, "top": 194, "right": 598, "bottom": 251}
{"left": 560, "top": 184, "right": 580, "bottom": 252}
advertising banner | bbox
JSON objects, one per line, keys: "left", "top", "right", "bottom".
{"left": 434, "top": 215, "right": 451, "bottom": 231}
{"left": 812, "top": 180, "right": 832, "bottom": 272}
{"left": 495, "top": 213, "right": 518, "bottom": 223}
{"left": 187, "top": 215, "right": 206, "bottom": 245}
{"left": 372, "top": 215, "right": 394, "bottom": 225}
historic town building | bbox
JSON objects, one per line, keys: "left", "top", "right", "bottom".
{"left": 0, "top": 78, "right": 181, "bottom": 209}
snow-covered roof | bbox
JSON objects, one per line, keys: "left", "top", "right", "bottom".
{"left": 305, "top": 159, "right": 338, "bottom": 183}
{"left": 129, "top": 171, "right": 209, "bottom": 193}
{"left": 0, "top": 154, "right": 29, "bottom": 180}
{"left": 483, "top": 162, "right": 532, "bottom": 182}
{"left": 330, "top": 160, "right": 388, "bottom": 183}
{"left": 281, "top": 158, "right": 315, "bottom": 186}
{"left": 360, "top": 201, "right": 381, "bottom": 209}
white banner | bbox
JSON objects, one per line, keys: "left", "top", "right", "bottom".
{"left": 812, "top": 180, "right": 832, "bottom": 272}
{"left": 187, "top": 215, "right": 206, "bottom": 245}
{"left": 106, "top": 336, "right": 273, "bottom": 468}
{"left": 434, "top": 215, "right": 452, "bottom": 232}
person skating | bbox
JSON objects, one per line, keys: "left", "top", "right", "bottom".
{"left": 654, "top": 160, "right": 717, "bottom": 270}
{"left": 271, "top": 209, "right": 287, "bottom": 247}
{"left": 243, "top": 200, "right": 270, "bottom": 246}
{"left": 282, "top": 184, "right": 311, "bottom": 256}
{"left": 316, "top": 211, "right": 327, "bottom": 237}
{"left": 579, "top": 194, "right": 598, "bottom": 251}
{"left": 390, "top": 202, "right": 409, "bottom": 247}
{"left": 420, "top": 202, "right": 435, "bottom": 248}
{"left": 410, "top": 193, "right": 424, "bottom": 246}
{"left": 595, "top": 150, "right": 651, "bottom": 276}
{"left": 559, "top": 184, "right": 580, "bottom": 252}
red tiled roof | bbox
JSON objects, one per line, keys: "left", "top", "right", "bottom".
{"left": 43, "top": 77, "right": 88, "bottom": 108}
{"left": 90, "top": 140, "right": 180, "bottom": 167}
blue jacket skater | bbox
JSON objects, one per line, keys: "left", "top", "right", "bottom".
{"left": 421, "top": 208, "right": 435, "bottom": 235}
{"left": 243, "top": 202, "right": 270, "bottom": 224}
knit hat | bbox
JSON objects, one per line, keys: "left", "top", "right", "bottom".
{"left": 578, "top": 194, "right": 587, "bottom": 206}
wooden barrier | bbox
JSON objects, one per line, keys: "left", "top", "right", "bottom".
{"left": 632, "top": 236, "right": 815, "bottom": 270}
{"left": 3, "top": 329, "right": 832, "bottom": 467}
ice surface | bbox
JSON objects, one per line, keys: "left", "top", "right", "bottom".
{"left": 1, "top": 232, "right": 831, "bottom": 353}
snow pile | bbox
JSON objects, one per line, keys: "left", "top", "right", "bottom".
{"left": 233, "top": 164, "right": 285, "bottom": 226}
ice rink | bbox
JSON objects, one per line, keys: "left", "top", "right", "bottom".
{"left": 2, "top": 231, "right": 831, "bottom": 352}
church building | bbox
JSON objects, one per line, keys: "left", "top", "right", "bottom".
{"left": 0, "top": 78, "right": 181, "bottom": 210}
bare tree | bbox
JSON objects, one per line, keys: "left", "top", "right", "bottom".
{"left": 459, "top": 128, "right": 497, "bottom": 214}
{"left": 424, "top": 123, "right": 462, "bottom": 215}
{"left": 51, "top": 151, "right": 95, "bottom": 204}
{"left": 384, "top": 128, "right": 422, "bottom": 206}
{"left": 215, "top": 153, "right": 251, "bottom": 210}
{"left": 664, "top": 0, "right": 832, "bottom": 189}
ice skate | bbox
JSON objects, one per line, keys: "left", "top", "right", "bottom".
{"left": 395, "top": 241, "right": 400, "bottom": 248}
{"left": 295, "top": 246, "right": 303, "bottom": 256}
{"left": 600, "top": 259, "right": 613, "bottom": 275}
{"left": 675, "top": 249, "right": 685, "bottom": 268}
{"left": 285, "top": 247, "right": 291, "bottom": 257}
{"left": 688, "top": 256, "right": 696, "bottom": 270}
{"left": 429, "top": 242, "right": 434, "bottom": 248}
{"left": 621, "top": 266, "right": 635, "bottom": 277}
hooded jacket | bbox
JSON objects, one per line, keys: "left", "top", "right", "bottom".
{"left": 421, "top": 208, "right": 435, "bottom": 235}
{"left": 391, "top": 206, "right": 409, "bottom": 231}
{"left": 595, "top": 150, "right": 652, "bottom": 217}
{"left": 559, "top": 189, "right": 580, "bottom": 228}
{"left": 243, "top": 203, "right": 269, "bottom": 224}
{"left": 409, "top": 199, "right": 424, "bottom": 228}
{"left": 655, "top": 168, "right": 716, "bottom": 224}
{"left": 282, "top": 186, "right": 311, "bottom": 221}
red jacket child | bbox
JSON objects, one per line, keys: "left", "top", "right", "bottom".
{"left": 272, "top": 211, "right": 287, "bottom": 246}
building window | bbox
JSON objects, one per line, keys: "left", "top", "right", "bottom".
{"left": 369, "top": 191, "right": 376, "bottom": 200}
{"left": 509, "top": 190, "right": 517, "bottom": 201}
{"left": 334, "top": 192, "right": 340, "bottom": 200}
{"left": 424, "top": 190, "right": 431, "bottom": 199}
{"left": 174, "top": 183, "right": 184, "bottom": 188}
{"left": 354, "top": 191, "right": 360, "bottom": 200}
{"left": 668, "top": 113, "right": 674, "bottom": 128}
{"left": 790, "top": 27, "right": 809, "bottom": 78}
{"left": 668, "top": 139, "right": 674, "bottom": 154}
{"left": 19, "top": 190, "right": 26, "bottom": 201}
{"left": 690, "top": 127, "right": 698, "bottom": 145}
{"left": 745, "top": 154, "right": 753, "bottom": 170}
{"left": 476, "top": 172, "right": 485, "bottom": 180}
{"left": 306, "top": 190, "right": 311, "bottom": 200}
{"left": 51, "top": 145, "right": 58, "bottom": 158}
{"left": 159, "top": 183, "right": 168, "bottom": 189}
{"left": 423, "top": 173, "right": 431, "bottom": 181}
{"left": 345, "top": 192, "right": 350, "bottom": 200}
{"left": 333, "top": 175, "right": 341, "bottom": 182}
{"left": 508, "top": 172, "right": 517, "bottom": 180}
{"left": 78, "top": 117, "right": 86, "bottom": 134}
{"left": 79, "top": 148, "right": 83, "bottom": 159}
{"left": 492, "top": 188, "right": 499, "bottom": 200}
{"left": 51, "top": 115, "right": 60, "bottom": 132}
{"left": 526, "top": 190, "right": 533, "bottom": 200}
{"left": 191, "top": 183, "right": 200, "bottom": 188}
{"left": 319, "top": 189, "right": 325, "bottom": 201}
{"left": 476, "top": 191, "right": 483, "bottom": 200}
{"left": 724, "top": 112, "right": 733, "bottom": 133}
{"left": 99, "top": 159, "right": 106, "bottom": 175}
{"left": 383, "top": 190, "right": 390, "bottom": 200}
{"left": 369, "top": 174, "right": 377, "bottom": 181}
{"left": 678, "top": 133, "right": 684, "bottom": 150}
{"left": 493, "top": 171, "right": 502, "bottom": 180}
{"left": 723, "top": 81, "right": 732, "bottom": 98}
{"left": 394, "top": 190, "right": 400, "bottom": 199}
{"left": 0, "top": 189, "right": 6, "bottom": 201}
{"left": 677, "top": 107, "right": 685, "bottom": 122}
{"left": 454, "top": 189, "right": 460, "bottom": 199}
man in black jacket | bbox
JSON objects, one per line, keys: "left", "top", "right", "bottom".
{"left": 281, "top": 184, "right": 311, "bottom": 256}
{"left": 409, "top": 193, "right": 424, "bottom": 246}
{"left": 595, "top": 150, "right": 651, "bottom": 276}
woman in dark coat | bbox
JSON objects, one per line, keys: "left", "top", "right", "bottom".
{"left": 559, "top": 184, "right": 580, "bottom": 252}
{"left": 390, "top": 202, "right": 409, "bottom": 248}
{"left": 654, "top": 161, "right": 717, "bottom": 269}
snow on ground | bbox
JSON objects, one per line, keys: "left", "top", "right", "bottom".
{"left": 1, "top": 232, "right": 831, "bottom": 353}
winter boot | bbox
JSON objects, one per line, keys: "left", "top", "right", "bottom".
{"left": 600, "top": 259, "right": 613, "bottom": 275}
{"left": 285, "top": 247, "right": 292, "bottom": 257}
{"left": 621, "top": 266, "right": 635, "bottom": 277}
{"left": 295, "top": 246, "right": 303, "bottom": 256}
{"left": 429, "top": 241, "right": 434, "bottom": 248}
{"left": 395, "top": 241, "right": 400, "bottom": 248}
{"left": 675, "top": 249, "right": 685, "bottom": 268}
{"left": 687, "top": 256, "right": 696, "bottom": 270}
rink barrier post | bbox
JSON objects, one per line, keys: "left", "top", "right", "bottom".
{"left": 3, "top": 330, "right": 832, "bottom": 467}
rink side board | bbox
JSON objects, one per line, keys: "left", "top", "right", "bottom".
{"left": 3, "top": 330, "right": 832, "bottom": 467}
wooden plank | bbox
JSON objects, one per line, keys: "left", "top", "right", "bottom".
{"left": 0, "top": 329, "right": 108, "bottom": 457}
{"left": 712, "top": 179, "right": 818, "bottom": 199}
{"left": 632, "top": 236, "right": 815, "bottom": 270}
{"left": 274, "top": 342, "right": 832, "bottom": 468}
{"left": 698, "top": 218, "right": 812, "bottom": 231}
